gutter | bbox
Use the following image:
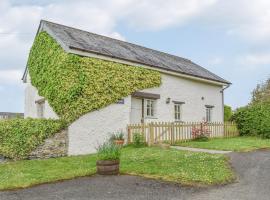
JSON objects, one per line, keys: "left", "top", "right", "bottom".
{"left": 221, "top": 83, "right": 231, "bottom": 122}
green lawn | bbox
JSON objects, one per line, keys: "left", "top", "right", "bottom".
{"left": 175, "top": 137, "right": 270, "bottom": 152}
{"left": 0, "top": 147, "right": 234, "bottom": 190}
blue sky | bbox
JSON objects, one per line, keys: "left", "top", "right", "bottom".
{"left": 0, "top": 0, "right": 269, "bottom": 112}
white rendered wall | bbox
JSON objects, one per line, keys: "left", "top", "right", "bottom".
{"left": 138, "top": 73, "right": 223, "bottom": 123}
{"left": 24, "top": 73, "right": 58, "bottom": 119}
{"left": 68, "top": 96, "right": 131, "bottom": 155}
{"left": 25, "top": 71, "right": 224, "bottom": 156}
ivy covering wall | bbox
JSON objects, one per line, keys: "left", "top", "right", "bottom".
{"left": 0, "top": 119, "right": 66, "bottom": 160}
{"left": 27, "top": 32, "right": 161, "bottom": 123}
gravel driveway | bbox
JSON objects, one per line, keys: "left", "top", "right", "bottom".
{"left": 0, "top": 150, "right": 269, "bottom": 200}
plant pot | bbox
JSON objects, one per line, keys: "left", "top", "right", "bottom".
{"left": 96, "top": 160, "right": 120, "bottom": 175}
{"left": 114, "top": 140, "right": 124, "bottom": 146}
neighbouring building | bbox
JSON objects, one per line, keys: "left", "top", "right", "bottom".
{"left": 23, "top": 20, "right": 230, "bottom": 155}
{"left": 0, "top": 112, "right": 24, "bottom": 120}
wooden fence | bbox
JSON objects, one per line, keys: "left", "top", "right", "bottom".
{"left": 127, "top": 122, "right": 239, "bottom": 145}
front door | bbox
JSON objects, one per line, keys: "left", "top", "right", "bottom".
{"left": 130, "top": 97, "right": 144, "bottom": 124}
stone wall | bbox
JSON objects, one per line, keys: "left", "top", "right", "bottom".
{"left": 29, "top": 129, "right": 68, "bottom": 159}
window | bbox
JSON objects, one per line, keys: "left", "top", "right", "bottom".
{"left": 145, "top": 99, "right": 155, "bottom": 117}
{"left": 37, "top": 102, "right": 45, "bottom": 118}
{"left": 174, "top": 103, "right": 182, "bottom": 121}
{"left": 206, "top": 106, "right": 213, "bottom": 122}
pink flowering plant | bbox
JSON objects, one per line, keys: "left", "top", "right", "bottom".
{"left": 191, "top": 122, "right": 210, "bottom": 141}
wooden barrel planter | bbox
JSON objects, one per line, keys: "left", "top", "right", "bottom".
{"left": 114, "top": 140, "right": 124, "bottom": 146}
{"left": 96, "top": 160, "right": 120, "bottom": 175}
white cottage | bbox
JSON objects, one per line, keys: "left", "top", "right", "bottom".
{"left": 23, "top": 20, "right": 230, "bottom": 155}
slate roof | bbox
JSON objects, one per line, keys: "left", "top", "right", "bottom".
{"left": 37, "top": 20, "right": 230, "bottom": 84}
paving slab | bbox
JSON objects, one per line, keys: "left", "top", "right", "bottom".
{"left": 171, "top": 146, "right": 232, "bottom": 154}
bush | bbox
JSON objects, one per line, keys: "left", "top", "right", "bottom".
{"left": 0, "top": 118, "right": 66, "bottom": 160}
{"left": 224, "top": 105, "right": 233, "bottom": 121}
{"left": 132, "top": 133, "right": 146, "bottom": 147}
{"left": 97, "top": 142, "right": 121, "bottom": 161}
{"left": 232, "top": 103, "right": 270, "bottom": 138}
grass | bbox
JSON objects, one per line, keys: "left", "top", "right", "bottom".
{"left": 0, "top": 147, "right": 234, "bottom": 190}
{"left": 175, "top": 136, "right": 270, "bottom": 152}
{"left": 121, "top": 147, "right": 233, "bottom": 185}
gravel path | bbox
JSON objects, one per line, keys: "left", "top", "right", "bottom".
{"left": 0, "top": 150, "right": 269, "bottom": 200}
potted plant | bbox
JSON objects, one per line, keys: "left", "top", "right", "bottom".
{"left": 110, "top": 132, "right": 125, "bottom": 146}
{"left": 96, "top": 142, "right": 121, "bottom": 175}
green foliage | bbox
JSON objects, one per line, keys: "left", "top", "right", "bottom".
{"left": 224, "top": 105, "right": 233, "bottom": 121}
{"left": 27, "top": 32, "right": 161, "bottom": 123}
{"left": 0, "top": 118, "right": 66, "bottom": 160}
{"left": 232, "top": 103, "right": 270, "bottom": 138}
{"left": 175, "top": 136, "right": 270, "bottom": 152}
{"left": 97, "top": 142, "right": 121, "bottom": 161}
{"left": 251, "top": 78, "right": 270, "bottom": 104}
{"left": 132, "top": 133, "right": 146, "bottom": 147}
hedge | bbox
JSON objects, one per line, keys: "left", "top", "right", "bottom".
{"left": 27, "top": 32, "right": 161, "bottom": 123}
{"left": 232, "top": 103, "right": 270, "bottom": 138}
{"left": 0, "top": 118, "right": 66, "bottom": 160}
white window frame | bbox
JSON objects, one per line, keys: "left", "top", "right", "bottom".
{"left": 206, "top": 106, "right": 213, "bottom": 122}
{"left": 145, "top": 99, "right": 155, "bottom": 118}
{"left": 174, "top": 103, "right": 182, "bottom": 121}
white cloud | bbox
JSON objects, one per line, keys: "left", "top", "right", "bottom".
{"left": 120, "top": 0, "right": 218, "bottom": 30}
{"left": 0, "top": 69, "right": 23, "bottom": 85}
{"left": 205, "top": 0, "right": 270, "bottom": 42}
{"left": 239, "top": 53, "right": 270, "bottom": 66}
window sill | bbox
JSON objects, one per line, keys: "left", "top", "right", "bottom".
{"left": 145, "top": 116, "right": 158, "bottom": 119}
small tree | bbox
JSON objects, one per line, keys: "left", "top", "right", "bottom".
{"left": 224, "top": 105, "right": 233, "bottom": 121}
{"left": 251, "top": 77, "right": 270, "bottom": 104}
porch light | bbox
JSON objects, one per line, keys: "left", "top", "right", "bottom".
{"left": 166, "top": 97, "right": 171, "bottom": 104}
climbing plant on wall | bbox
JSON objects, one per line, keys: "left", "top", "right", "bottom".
{"left": 27, "top": 32, "right": 161, "bottom": 123}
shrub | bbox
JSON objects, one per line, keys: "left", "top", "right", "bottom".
{"left": 224, "top": 105, "right": 233, "bottom": 121}
{"left": 132, "top": 133, "right": 146, "bottom": 147}
{"left": 191, "top": 122, "right": 210, "bottom": 141}
{"left": 27, "top": 31, "right": 161, "bottom": 123}
{"left": 232, "top": 103, "right": 270, "bottom": 138}
{"left": 110, "top": 131, "right": 124, "bottom": 141}
{"left": 0, "top": 118, "right": 66, "bottom": 160}
{"left": 97, "top": 142, "right": 121, "bottom": 161}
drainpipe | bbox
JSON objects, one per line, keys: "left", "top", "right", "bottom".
{"left": 220, "top": 84, "right": 231, "bottom": 122}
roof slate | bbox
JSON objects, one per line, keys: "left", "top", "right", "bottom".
{"left": 40, "top": 20, "right": 230, "bottom": 84}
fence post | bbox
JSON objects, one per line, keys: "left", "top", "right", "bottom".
{"left": 171, "top": 122, "right": 175, "bottom": 145}
{"left": 149, "top": 122, "right": 154, "bottom": 146}
{"left": 127, "top": 125, "right": 131, "bottom": 144}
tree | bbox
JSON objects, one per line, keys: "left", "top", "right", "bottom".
{"left": 251, "top": 78, "right": 270, "bottom": 104}
{"left": 224, "top": 105, "right": 233, "bottom": 121}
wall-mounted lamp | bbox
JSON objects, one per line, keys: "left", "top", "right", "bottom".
{"left": 201, "top": 97, "right": 205, "bottom": 100}
{"left": 166, "top": 97, "right": 171, "bottom": 104}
